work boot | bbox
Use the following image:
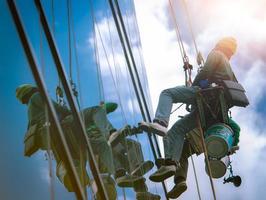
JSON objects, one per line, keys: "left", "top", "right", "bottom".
{"left": 108, "top": 125, "right": 131, "bottom": 146}
{"left": 131, "top": 160, "right": 154, "bottom": 177}
{"left": 149, "top": 165, "right": 176, "bottom": 182}
{"left": 116, "top": 174, "right": 145, "bottom": 188}
{"left": 138, "top": 121, "right": 167, "bottom": 137}
{"left": 136, "top": 191, "right": 161, "bottom": 200}
{"left": 167, "top": 180, "right": 187, "bottom": 199}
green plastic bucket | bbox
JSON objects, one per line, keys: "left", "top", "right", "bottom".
{"left": 205, "top": 123, "right": 234, "bottom": 158}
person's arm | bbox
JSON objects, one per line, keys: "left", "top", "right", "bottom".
{"left": 53, "top": 102, "right": 71, "bottom": 118}
{"left": 192, "top": 51, "right": 221, "bottom": 86}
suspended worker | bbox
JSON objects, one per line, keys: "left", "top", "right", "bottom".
{"left": 97, "top": 102, "right": 160, "bottom": 200}
{"left": 140, "top": 37, "right": 245, "bottom": 198}
{"left": 16, "top": 84, "right": 114, "bottom": 192}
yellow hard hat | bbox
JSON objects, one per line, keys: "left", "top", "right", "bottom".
{"left": 16, "top": 84, "right": 37, "bottom": 104}
{"left": 215, "top": 37, "right": 237, "bottom": 54}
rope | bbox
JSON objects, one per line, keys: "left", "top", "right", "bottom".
{"left": 67, "top": 1, "right": 88, "bottom": 197}
{"left": 89, "top": 2, "right": 154, "bottom": 198}
{"left": 197, "top": 118, "right": 217, "bottom": 200}
{"left": 51, "top": 0, "right": 64, "bottom": 106}
{"left": 188, "top": 143, "right": 202, "bottom": 200}
{"left": 168, "top": 1, "right": 217, "bottom": 199}
{"left": 89, "top": 0, "right": 105, "bottom": 102}
{"left": 168, "top": 0, "right": 188, "bottom": 64}
{"left": 180, "top": 0, "right": 204, "bottom": 67}
{"left": 67, "top": 0, "right": 72, "bottom": 81}
{"left": 39, "top": 13, "right": 55, "bottom": 200}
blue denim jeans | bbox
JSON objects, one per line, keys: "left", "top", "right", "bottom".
{"left": 155, "top": 86, "right": 199, "bottom": 162}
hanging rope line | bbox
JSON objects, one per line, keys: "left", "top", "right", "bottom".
{"left": 88, "top": 1, "right": 158, "bottom": 198}
{"left": 39, "top": 12, "right": 55, "bottom": 200}
{"left": 67, "top": 0, "right": 89, "bottom": 198}
{"left": 67, "top": 0, "right": 72, "bottom": 81}
{"left": 180, "top": 0, "right": 204, "bottom": 67}
{"left": 8, "top": 1, "right": 90, "bottom": 198}
{"left": 34, "top": 0, "right": 109, "bottom": 198}
{"left": 168, "top": 0, "right": 188, "bottom": 64}
{"left": 51, "top": 0, "right": 65, "bottom": 106}
{"left": 168, "top": 0, "right": 193, "bottom": 87}
{"left": 67, "top": 0, "right": 82, "bottom": 111}
{"left": 107, "top": 0, "right": 167, "bottom": 198}
{"left": 88, "top": 0, "right": 105, "bottom": 102}
{"left": 188, "top": 143, "right": 202, "bottom": 200}
{"left": 168, "top": 1, "right": 217, "bottom": 199}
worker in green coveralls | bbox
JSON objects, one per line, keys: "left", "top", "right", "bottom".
{"left": 16, "top": 85, "right": 159, "bottom": 199}
{"left": 16, "top": 84, "right": 113, "bottom": 192}
{"left": 140, "top": 37, "right": 243, "bottom": 198}
{"left": 96, "top": 102, "right": 160, "bottom": 200}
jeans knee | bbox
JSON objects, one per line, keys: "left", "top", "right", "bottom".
{"left": 161, "top": 88, "right": 172, "bottom": 96}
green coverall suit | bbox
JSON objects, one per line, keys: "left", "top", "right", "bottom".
{"left": 24, "top": 91, "right": 114, "bottom": 192}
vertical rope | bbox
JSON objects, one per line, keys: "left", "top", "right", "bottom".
{"left": 188, "top": 143, "right": 202, "bottom": 200}
{"left": 39, "top": 13, "right": 55, "bottom": 200}
{"left": 180, "top": 0, "right": 204, "bottom": 67}
{"left": 67, "top": 1, "right": 88, "bottom": 197}
{"left": 67, "top": 0, "right": 72, "bottom": 81}
{"left": 89, "top": 0, "right": 105, "bottom": 102}
{"left": 197, "top": 118, "right": 217, "bottom": 200}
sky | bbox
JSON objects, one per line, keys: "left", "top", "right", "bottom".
{"left": 1, "top": 0, "right": 266, "bottom": 200}
{"left": 0, "top": 0, "right": 158, "bottom": 199}
{"left": 134, "top": 0, "right": 266, "bottom": 199}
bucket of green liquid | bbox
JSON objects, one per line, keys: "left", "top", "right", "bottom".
{"left": 205, "top": 123, "right": 234, "bottom": 158}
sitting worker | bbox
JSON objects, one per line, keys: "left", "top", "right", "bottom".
{"left": 100, "top": 102, "right": 160, "bottom": 200}
{"left": 140, "top": 37, "right": 243, "bottom": 198}
{"left": 16, "top": 84, "right": 114, "bottom": 192}
{"left": 57, "top": 103, "right": 116, "bottom": 192}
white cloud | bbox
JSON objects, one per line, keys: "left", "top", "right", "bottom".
{"left": 134, "top": 0, "right": 266, "bottom": 199}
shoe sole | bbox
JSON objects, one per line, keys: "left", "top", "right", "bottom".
{"left": 117, "top": 176, "right": 145, "bottom": 188}
{"left": 136, "top": 192, "right": 161, "bottom": 200}
{"left": 139, "top": 122, "right": 166, "bottom": 137}
{"left": 149, "top": 169, "right": 175, "bottom": 182}
{"left": 167, "top": 183, "right": 187, "bottom": 199}
{"left": 131, "top": 161, "right": 154, "bottom": 177}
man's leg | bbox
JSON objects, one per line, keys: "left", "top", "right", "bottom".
{"left": 155, "top": 86, "right": 198, "bottom": 126}
{"left": 126, "top": 139, "right": 154, "bottom": 177}
{"left": 134, "top": 179, "right": 160, "bottom": 200}
{"left": 140, "top": 86, "right": 198, "bottom": 136}
{"left": 82, "top": 107, "right": 115, "bottom": 174}
{"left": 167, "top": 141, "right": 192, "bottom": 198}
{"left": 150, "top": 111, "right": 197, "bottom": 182}
{"left": 112, "top": 141, "right": 145, "bottom": 188}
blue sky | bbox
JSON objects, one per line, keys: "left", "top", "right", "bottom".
{"left": 0, "top": 0, "right": 159, "bottom": 199}
{"left": 1, "top": 0, "right": 266, "bottom": 200}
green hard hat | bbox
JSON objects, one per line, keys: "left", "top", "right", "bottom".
{"left": 16, "top": 84, "right": 37, "bottom": 104}
{"left": 103, "top": 102, "right": 118, "bottom": 114}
